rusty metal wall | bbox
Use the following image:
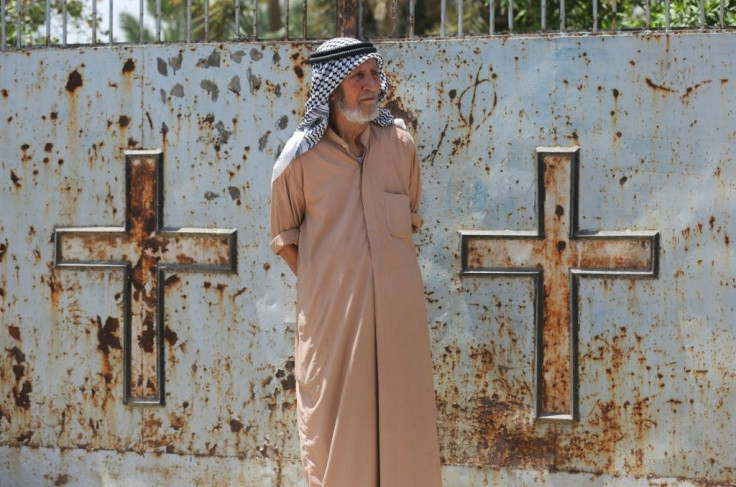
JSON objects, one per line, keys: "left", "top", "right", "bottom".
{"left": 0, "top": 33, "right": 735, "bottom": 486}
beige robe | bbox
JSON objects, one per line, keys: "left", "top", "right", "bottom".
{"left": 270, "top": 123, "right": 442, "bottom": 487}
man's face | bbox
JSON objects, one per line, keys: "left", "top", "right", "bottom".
{"left": 332, "top": 58, "right": 381, "bottom": 124}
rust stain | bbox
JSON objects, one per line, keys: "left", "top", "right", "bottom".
{"left": 436, "top": 343, "right": 553, "bottom": 468}
{"left": 65, "top": 69, "right": 83, "bottom": 93}
{"left": 470, "top": 398, "right": 554, "bottom": 468}
{"left": 164, "top": 274, "right": 181, "bottom": 287}
{"left": 138, "top": 310, "right": 156, "bottom": 354}
{"left": 8, "top": 325, "right": 20, "bottom": 340}
{"left": 275, "top": 358, "right": 296, "bottom": 391}
{"left": 230, "top": 419, "right": 244, "bottom": 433}
{"left": 176, "top": 254, "right": 195, "bottom": 264}
{"left": 681, "top": 80, "right": 712, "bottom": 102}
{"left": 53, "top": 474, "right": 70, "bottom": 486}
{"left": 13, "top": 380, "right": 32, "bottom": 410}
{"left": 10, "top": 169, "right": 21, "bottom": 188}
{"left": 645, "top": 77, "right": 676, "bottom": 93}
{"left": 9, "top": 346, "right": 25, "bottom": 364}
{"left": 384, "top": 97, "right": 418, "bottom": 132}
{"left": 16, "top": 431, "right": 33, "bottom": 444}
{"left": 122, "top": 59, "right": 136, "bottom": 73}
{"left": 164, "top": 326, "right": 178, "bottom": 346}
{"left": 95, "top": 316, "right": 122, "bottom": 355}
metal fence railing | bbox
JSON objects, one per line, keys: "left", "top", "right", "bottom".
{"left": 1, "top": 0, "right": 735, "bottom": 50}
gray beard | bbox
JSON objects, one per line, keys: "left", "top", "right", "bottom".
{"left": 336, "top": 99, "right": 379, "bottom": 124}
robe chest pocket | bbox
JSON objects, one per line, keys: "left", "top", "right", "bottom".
{"left": 384, "top": 192, "right": 412, "bottom": 239}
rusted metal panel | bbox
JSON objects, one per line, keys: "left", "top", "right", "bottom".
{"left": 1, "top": 33, "right": 736, "bottom": 486}
{"left": 461, "top": 147, "right": 658, "bottom": 420}
{"left": 55, "top": 150, "right": 236, "bottom": 404}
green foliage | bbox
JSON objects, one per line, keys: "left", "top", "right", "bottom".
{"left": 118, "top": 0, "right": 336, "bottom": 42}
{"left": 2, "top": 0, "right": 100, "bottom": 45}
{"left": 5, "top": 0, "right": 735, "bottom": 47}
{"left": 119, "top": 0, "right": 246, "bottom": 42}
{"left": 396, "top": 0, "right": 736, "bottom": 35}
{"left": 644, "top": 0, "right": 736, "bottom": 28}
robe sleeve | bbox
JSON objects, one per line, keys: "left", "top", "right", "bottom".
{"left": 408, "top": 145, "right": 423, "bottom": 233}
{"left": 270, "top": 161, "right": 305, "bottom": 255}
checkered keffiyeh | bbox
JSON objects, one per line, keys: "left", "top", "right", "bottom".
{"left": 272, "top": 38, "right": 397, "bottom": 183}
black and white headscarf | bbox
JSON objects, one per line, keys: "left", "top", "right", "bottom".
{"left": 272, "top": 37, "right": 398, "bottom": 183}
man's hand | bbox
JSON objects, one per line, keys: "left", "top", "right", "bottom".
{"left": 279, "top": 244, "right": 299, "bottom": 276}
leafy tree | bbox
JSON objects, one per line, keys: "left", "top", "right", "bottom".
{"left": 644, "top": 0, "right": 736, "bottom": 28}
{"left": 118, "top": 0, "right": 336, "bottom": 42}
{"left": 2, "top": 0, "right": 101, "bottom": 46}
{"left": 6, "top": 0, "right": 734, "bottom": 47}
{"left": 400, "top": 0, "right": 735, "bottom": 35}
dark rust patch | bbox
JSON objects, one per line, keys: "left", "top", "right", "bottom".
{"left": 164, "top": 274, "right": 181, "bottom": 287}
{"left": 66, "top": 70, "right": 83, "bottom": 93}
{"left": 230, "top": 419, "right": 244, "bottom": 433}
{"left": 9, "top": 346, "right": 25, "bottom": 364}
{"left": 10, "top": 170, "right": 21, "bottom": 188}
{"left": 176, "top": 253, "right": 196, "bottom": 264}
{"left": 280, "top": 373, "right": 296, "bottom": 391}
{"left": 139, "top": 311, "right": 156, "bottom": 354}
{"left": 16, "top": 431, "right": 33, "bottom": 443}
{"left": 119, "top": 115, "right": 131, "bottom": 128}
{"left": 164, "top": 326, "right": 178, "bottom": 346}
{"left": 0, "top": 242, "right": 6, "bottom": 262}
{"left": 8, "top": 325, "right": 20, "bottom": 340}
{"left": 122, "top": 59, "right": 135, "bottom": 73}
{"left": 54, "top": 474, "right": 70, "bottom": 486}
{"left": 645, "top": 77, "right": 676, "bottom": 93}
{"left": 96, "top": 316, "right": 122, "bottom": 355}
{"left": 14, "top": 380, "right": 32, "bottom": 410}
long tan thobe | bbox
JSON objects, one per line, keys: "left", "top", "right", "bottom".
{"left": 270, "top": 123, "right": 442, "bottom": 487}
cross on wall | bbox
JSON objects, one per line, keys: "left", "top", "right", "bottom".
{"left": 460, "top": 147, "right": 659, "bottom": 421}
{"left": 54, "top": 150, "right": 237, "bottom": 405}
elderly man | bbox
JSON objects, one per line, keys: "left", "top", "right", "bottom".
{"left": 270, "top": 37, "right": 442, "bottom": 487}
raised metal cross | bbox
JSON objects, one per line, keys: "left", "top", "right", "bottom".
{"left": 460, "top": 147, "right": 659, "bottom": 421}
{"left": 55, "top": 150, "right": 237, "bottom": 405}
